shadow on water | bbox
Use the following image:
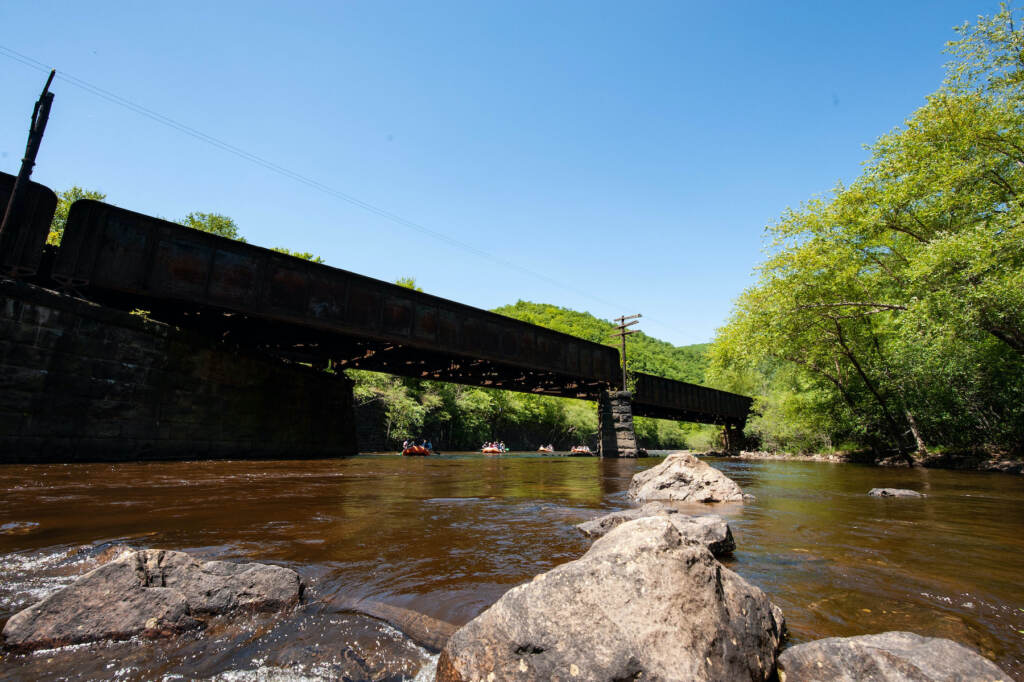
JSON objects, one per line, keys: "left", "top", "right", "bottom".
{"left": 1, "top": 454, "right": 1022, "bottom": 679}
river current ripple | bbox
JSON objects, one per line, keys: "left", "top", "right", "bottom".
{"left": 1, "top": 455, "right": 1021, "bottom": 679}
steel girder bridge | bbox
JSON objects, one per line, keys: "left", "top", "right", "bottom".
{"left": 1, "top": 171, "right": 751, "bottom": 435}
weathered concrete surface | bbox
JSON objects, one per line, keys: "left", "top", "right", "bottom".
{"left": 2, "top": 549, "right": 302, "bottom": 651}
{"left": 576, "top": 501, "right": 735, "bottom": 556}
{"left": 436, "top": 516, "right": 784, "bottom": 682}
{"left": 629, "top": 451, "right": 745, "bottom": 503}
{"left": 868, "top": 488, "right": 925, "bottom": 498}
{"left": 777, "top": 631, "right": 1011, "bottom": 681}
{"left": 0, "top": 281, "right": 358, "bottom": 462}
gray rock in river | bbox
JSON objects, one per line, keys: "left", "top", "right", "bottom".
{"left": 629, "top": 451, "right": 745, "bottom": 503}
{"left": 436, "top": 516, "right": 784, "bottom": 682}
{"left": 576, "top": 501, "right": 736, "bottom": 556}
{"left": 776, "top": 631, "right": 1011, "bottom": 681}
{"left": 868, "top": 488, "right": 925, "bottom": 498}
{"left": 2, "top": 549, "right": 302, "bottom": 652}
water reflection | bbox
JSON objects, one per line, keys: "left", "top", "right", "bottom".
{"left": 0, "top": 454, "right": 1021, "bottom": 679}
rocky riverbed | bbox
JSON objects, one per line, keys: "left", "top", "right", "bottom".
{"left": 1, "top": 454, "right": 1022, "bottom": 679}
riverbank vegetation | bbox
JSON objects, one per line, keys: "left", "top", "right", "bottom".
{"left": 707, "top": 7, "right": 1024, "bottom": 459}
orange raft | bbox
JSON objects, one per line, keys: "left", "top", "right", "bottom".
{"left": 402, "top": 446, "right": 432, "bottom": 456}
{"left": 481, "top": 447, "right": 503, "bottom": 455}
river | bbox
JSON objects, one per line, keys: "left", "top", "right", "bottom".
{"left": 1, "top": 454, "right": 1021, "bottom": 680}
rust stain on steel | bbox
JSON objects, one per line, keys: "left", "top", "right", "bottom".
{"left": 0, "top": 171, "right": 58, "bottom": 277}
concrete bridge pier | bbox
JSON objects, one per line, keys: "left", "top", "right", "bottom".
{"left": 722, "top": 419, "right": 745, "bottom": 454}
{"left": 598, "top": 390, "right": 641, "bottom": 458}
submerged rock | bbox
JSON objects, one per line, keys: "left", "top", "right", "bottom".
{"left": 868, "top": 488, "right": 925, "bottom": 498}
{"left": 2, "top": 549, "right": 302, "bottom": 652}
{"left": 629, "top": 451, "right": 745, "bottom": 503}
{"left": 576, "top": 502, "right": 736, "bottom": 555}
{"left": 776, "top": 631, "right": 1010, "bottom": 681}
{"left": 437, "top": 516, "right": 784, "bottom": 682}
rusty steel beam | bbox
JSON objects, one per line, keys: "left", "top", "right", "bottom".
{"left": 0, "top": 171, "right": 58, "bottom": 277}
{"left": 51, "top": 199, "right": 622, "bottom": 398}
{"left": 631, "top": 372, "right": 752, "bottom": 426}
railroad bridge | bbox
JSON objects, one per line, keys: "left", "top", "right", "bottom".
{"left": 0, "top": 171, "right": 750, "bottom": 458}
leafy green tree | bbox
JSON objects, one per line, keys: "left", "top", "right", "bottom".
{"left": 708, "top": 5, "right": 1024, "bottom": 457}
{"left": 179, "top": 211, "right": 245, "bottom": 241}
{"left": 396, "top": 276, "right": 424, "bottom": 292}
{"left": 47, "top": 186, "right": 107, "bottom": 245}
{"left": 271, "top": 247, "right": 324, "bottom": 263}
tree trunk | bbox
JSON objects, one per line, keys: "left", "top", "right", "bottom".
{"left": 904, "top": 409, "right": 927, "bottom": 462}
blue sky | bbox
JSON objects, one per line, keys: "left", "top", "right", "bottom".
{"left": 0, "top": 1, "right": 997, "bottom": 345}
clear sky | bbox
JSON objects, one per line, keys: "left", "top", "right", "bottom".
{"left": 0, "top": 1, "right": 998, "bottom": 345}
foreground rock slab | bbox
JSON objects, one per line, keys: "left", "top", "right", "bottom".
{"left": 576, "top": 502, "right": 736, "bottom": 555}
{"left": 777, "top": 631, "right": 1010, "bottom": 681}
{"left": 2, "top": 549, "right": 302, "bottom": 652}
{"left": 868, "top": 488, "right": 925, "bottom": 498}
{"left": 437, "top": 516, "right": 784, "bottom": 682}
{"left": 629, "top": 451, "right": 745, "bottom": 503}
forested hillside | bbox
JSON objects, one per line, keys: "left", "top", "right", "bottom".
{"left": 493, "top": 301, "right": 709, "bottom": 384}
{"left": 707, "top": 8, "right": 1024, "bottom": 460}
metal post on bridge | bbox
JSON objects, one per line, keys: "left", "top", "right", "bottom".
{"left": 0, "top": 70, "right": 55, "bottom": 276}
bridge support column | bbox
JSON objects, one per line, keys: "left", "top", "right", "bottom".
{"left": 598, "top": 390, "right": 641, "bottom": 458}
{"left": 722, "top": 419, "right": 745, "bottom": 454}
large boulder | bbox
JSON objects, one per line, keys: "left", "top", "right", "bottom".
{"left": 576, "top": 502, "right": 735, "bottom": 556}
{"left": 868, "top": 488, "right": 924, "bottom": 498}
{"left": 2, "top": 549, "right": 302, "bottom": 652}
{"left": 776, "top": 631, "right": 1010, "bottom": 681}
{"left": 629, "top": 451, "right": 745, "bottom": 503}
{"left": 436, "top": 516, "right": 784, "bottom": 682}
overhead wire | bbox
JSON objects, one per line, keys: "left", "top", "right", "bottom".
{"left": 0, "top": 44, "right": 692, "bottom": 341}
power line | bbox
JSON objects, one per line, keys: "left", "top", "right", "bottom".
{"left": 0, "top": 44, "right": 693, "bottom": 340}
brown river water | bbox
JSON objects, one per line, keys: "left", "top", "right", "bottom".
{"left": 0, "top": 454, "right": 1022, "bottom": 680}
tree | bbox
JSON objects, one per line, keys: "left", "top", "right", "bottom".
{"left": 47, "top": 186, "right": 106, "bottom": 245}
{"left": 179, "top": 211, "right": 244, "bottom": 241}
{"left": 271, "top": 247, "right": 325, "bottom": 263}
{"left": 396, "top": 276, "right": 423, "bottom": 292}
{"left": 707, "top": 5, "right": 1024, "bottom": 457}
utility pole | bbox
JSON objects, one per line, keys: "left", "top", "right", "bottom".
{"left": 0, "top": 69, "right": 56, "bottom": 271}
{"left": 609, "top": 313, "right": 641, "bottom": 391}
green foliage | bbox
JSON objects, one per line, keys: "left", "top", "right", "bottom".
{"left": 395, "top": 276, "right": 424, "bottom": 292}
{"left": 493, "top": 301, "right": 709, "bottom": 383}
{"left": 708, "top": 5, "right": 1024, "bottom": 456}
{"left": 271, "top": 247, "right": 325, "bottom": 263}
{"left": 47, "top": 186, "right": 106, "bottom": 245}
{"left": 179, "top": 211, "right": 245, "bottom": 242}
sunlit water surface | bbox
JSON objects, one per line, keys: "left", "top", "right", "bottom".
{"left": 1, "top": 454, "right": 1022, "bottom": 680}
